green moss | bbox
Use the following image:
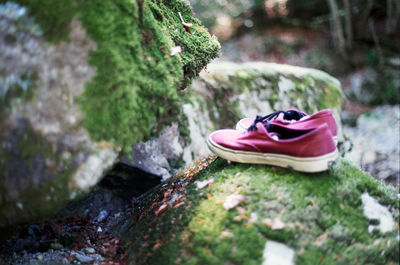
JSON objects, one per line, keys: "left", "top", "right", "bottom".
{"left": 205, "top": 89, "right": 242, "bottom": 129}
{"left": 118, "top": 158, "right": 398, "bottom": 265}
{"left": 7, "top": 0, "right": 220, "bottom": 149}
{"left": 315, "top": 80, "right": 343, "bottom": 110}
{"left": 289, "top": 74, "right": 343, "bottom": 113}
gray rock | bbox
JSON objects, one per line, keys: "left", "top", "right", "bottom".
{"left": 345, "top": 67, "right": 378, "bottom": 104}
{"left": 0, "top": 4, "right": 118, "bottom": 227}
{"left": 83, "top": 247, "right": 96, "bottom": 255}
{"left": 344, "top": 65, "right": 400, "bottom": 105}
{"left": 123, "top": 123, "right": 183, "bottom": 180}
{"left": 75, "top": 253, "right": 94, "bottom": 263}
{"left": 344, "top": 105, "right": 399, "bottom": 185}
{"left": 95, "top": 210, "right": 108, "bottom": 223}
{"left": 361, "top": 192, "right": 395, "bottom": 233}
{"left": 262, "top": 241, "right": 295, "bottom": 265}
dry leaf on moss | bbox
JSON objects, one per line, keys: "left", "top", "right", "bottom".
{"left": 223, "top": 194, "right": 245, "bottom": 210}
{"left": 262, "top": 217, "right": 285, "bottom": 230}
{"left": 195, "top": 177, "right": 214, "bottom": 189}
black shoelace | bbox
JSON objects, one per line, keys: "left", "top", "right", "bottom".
{"left": 247, "top": 110, "right": 306, "bottom": 132}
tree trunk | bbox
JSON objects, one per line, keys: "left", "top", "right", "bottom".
{"left": 386, "top": 0, "right": 400, "bottom": 35}
{"left": 326, "top": 0, "right": 346, "bottom": 56}
{"left": 343, "top": 0, "right": 353, "bottom": 49}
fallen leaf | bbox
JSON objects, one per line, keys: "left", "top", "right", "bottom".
{"left": 220, "top": 230, "right": 233, "bottom": 238}
{"left": 233, "top": 215, "right": 242, "bottom": 221}
{"left": 263, "top": 218, "right": 273, "bottom": 227}
{"left": 315, "top": 232, "right": 328, "bottom": 246}
{"left": 195, "top": 177, "right": 214, "bottom": 189}
{"left": 173, "top": 201, "right": 185, "bottom": 208}
{"left": 236, "top": 207, "right": 246, "bottom": 215}
{"left": 235, "top": 187, "right": 243, "bottom": 193}
{"left": 152, "top": 240, "right": 162, "bottom": 251}
{"left": 311, "top": 200, "right": 316, "bottom": 207}
{"left": 223, "top": 194, "right": 245, "bottom": 210}
{"left": 262, "top": 217, "right": 285, "bottom": 230}
{"left": 170, "top": 46, "right": 182, "bottom": 56}
{"left": 155, "top": 204, "right": 168, "bottom": 216}
{"left": 240, "top": 214, "right": 249, "bottom": 221}
{"left": 271, "top": 219, "right": 285, "bottom": 230}
{"left": 196, "top": 217, "right": 205, "bottom": 223}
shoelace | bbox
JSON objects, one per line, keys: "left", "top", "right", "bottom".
{"left": 247, "top": 110, "right": 306, "bottom": 132}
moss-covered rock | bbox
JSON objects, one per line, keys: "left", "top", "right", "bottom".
{"left": 0, "top": 1, "right": 219, "bottom": 227}
{"left": 117, "top": 157, "right": 399, "bottom": 265}
{"left": 1, "top": 0, "right": 220, "bottom": 147}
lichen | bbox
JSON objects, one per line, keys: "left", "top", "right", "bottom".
{"left": 117, "top": 158, "right": 399, "bottom": 265}
{"left": 5, "top": 0, "right": 220, "bottom": 149}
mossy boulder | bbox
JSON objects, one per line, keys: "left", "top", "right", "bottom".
{"left": 0, "top": 1, "right": 219, "bottom": 227}
{"left": 117, "top": 157, "right": 399, "bottom": 265}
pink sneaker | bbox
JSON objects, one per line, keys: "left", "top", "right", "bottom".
{"left": 236, "top": 109, "right": 338, "bottom": 145}
{"left": 207, "top": 122, "right": 338, "bottom": 173}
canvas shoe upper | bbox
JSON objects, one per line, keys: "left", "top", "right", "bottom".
{"left": 236, "top": 109, "right": 338, "bottom": 144}
{"left": 207, "top": 122, "right": 338, "bottom": 173}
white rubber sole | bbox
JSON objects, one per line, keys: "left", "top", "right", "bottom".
{"left": 207, "top": 136, "right": 338, "bottom": 173}
{"left": 235, "top": 122, "right": 339, "bottom": 146}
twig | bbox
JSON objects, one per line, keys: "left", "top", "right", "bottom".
{"left": 178, "top": 12, "right": 192, "bottom": 29}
